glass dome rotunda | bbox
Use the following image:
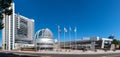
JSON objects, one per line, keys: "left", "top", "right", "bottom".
{"left": 34, "top": 28, "right": 55, "bottom": 50}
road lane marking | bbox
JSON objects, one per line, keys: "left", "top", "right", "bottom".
{"left": 102, "top": 56, "right": 107, "bottom": 57}
{"left": 41, "top": 55, "right": 51, "bottom": 57}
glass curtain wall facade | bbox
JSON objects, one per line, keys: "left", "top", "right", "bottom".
{"left": 35, "top": 28, "right": 55, "bottom": 50}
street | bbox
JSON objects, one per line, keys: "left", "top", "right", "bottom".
{"left": 2, "top": 50, "right": 120, "bottom": 57}
{"left": 34, "top": 53, "right": 120, "bottom": 57}
{"left": 16, "top": 53, "right": 120, "bottom": 57}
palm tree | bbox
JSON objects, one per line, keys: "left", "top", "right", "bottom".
{"left": 0, "top": 0, "right": 13, "bottom": 30}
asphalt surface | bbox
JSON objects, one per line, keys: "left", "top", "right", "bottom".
{"left": 35, "top": 54, "right": 120, "bottom": 57}
{"left": 35, "top": 53, "right": 120, "bottom": 57}
{"left": 15, "top": 52, "right": 120, "bottom": 57}
{"left": 1, "top": 52, "right": 120, "bottom": 57}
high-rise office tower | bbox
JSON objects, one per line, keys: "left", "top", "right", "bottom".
{"left": 2, "top": 3, "right": 34, "bottom": 51}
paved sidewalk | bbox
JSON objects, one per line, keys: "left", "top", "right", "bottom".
{"left": 34, "top": 50, "right": 120, "bottom": 54}
{"left": 1, "top": 50, "right": 120, "bottom": 55}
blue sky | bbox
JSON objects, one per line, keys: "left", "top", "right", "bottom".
{"left": 1, "top": 0, "right": 120, "bottom": 45}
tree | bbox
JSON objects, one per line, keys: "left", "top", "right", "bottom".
{"left": 112, "top": 39, "right": 119, "bottom": 45}
{"left": 118, "top": 40, "right": 120, "bottom": 45}
{"left": 0, "top": 0, "right": 13, "bottom": 30}
{"left": 108, "top": 34, "right": 115, "bottom": 39}
{"left": 111, "top": 39, "right": 120, "bottom": 49}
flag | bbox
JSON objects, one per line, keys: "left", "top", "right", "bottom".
{"left": 74, "top": 27, "right": 77, "bottom": 32}
{"left": 58, "top": 25, "right": 61, "bottom": 32}
{"left": 64, "top": 27, "right": 67, "bottom": 32}
{"left": 69, "top": 26, "right": 72, "bottom": 32}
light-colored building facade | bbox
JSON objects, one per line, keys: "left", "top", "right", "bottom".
{"left": 14, "top": 14, "right": 34, "bottom": 50}
{"left": 2, "top": 3, "right": 15, "bottom": 51}
{"left": 15, "top": 14, "right": 34, "bottom": 44}
{"left": 2, "top": 3, "right": 34, "bottom": 51}
{"left": 60, "top": 36, "right": 113, "bottom": 50}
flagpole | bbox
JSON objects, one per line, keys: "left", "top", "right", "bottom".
{"left": 74, "top": 27, "right": 77, "bottom": 50}
{"left": 64, "top": 29, "right": 65, "bottom": 50}
{"left": 75, "top": 31, "right": 77, "bottom": 50}
{"left": 64, "top": 27, "right": 67, "bottom": 51}
{"left": 69, "top": 28, "right": 70, "bottom": 51}
{"left": 69, "top": 27, "right": 71, "bottom": 51}
{"left": 58, "top": 25, "right": 60, "bottom": 51}
{"left": 70, "top": 31, "right": 71, "bottom": 51}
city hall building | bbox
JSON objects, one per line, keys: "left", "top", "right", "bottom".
{"left": 34, "top": 28, "right": 55, "bottom": 50}
{"left": 60, "top": 36, "right": 113, "bottom": 50}
{"left": 2, "top": 3, "right": 34, "bottom": 51}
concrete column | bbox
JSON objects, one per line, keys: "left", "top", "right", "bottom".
{"left": 101, "top": 40, "right": 105, "bottom": 48}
